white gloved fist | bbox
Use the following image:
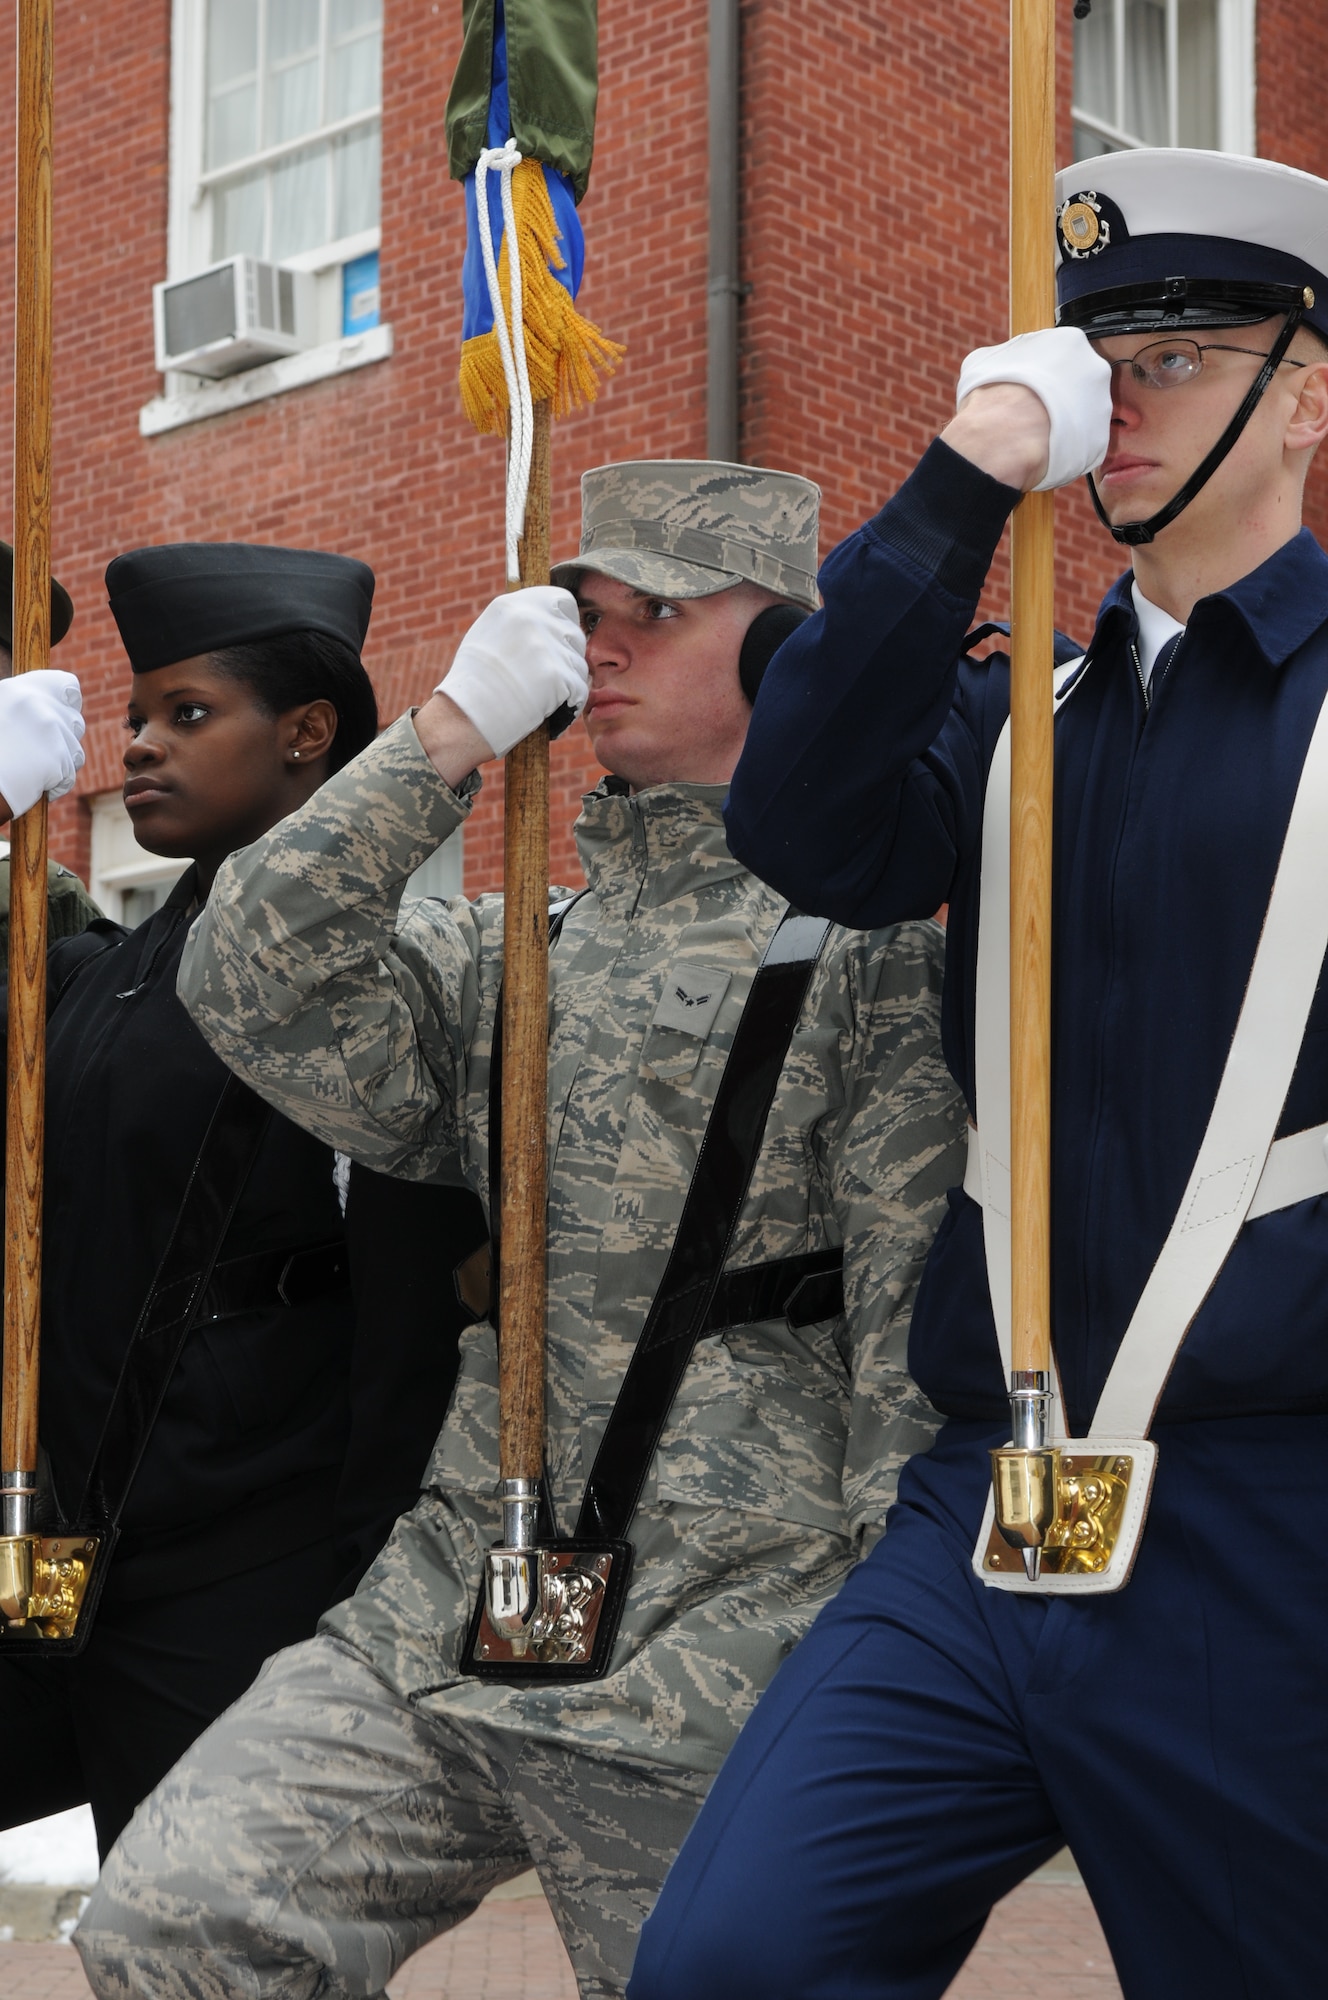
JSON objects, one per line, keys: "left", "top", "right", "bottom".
{"left": 0, "top": 669, "right": 85, "bottom": 820}
{"left": 438, "top": 587, "right": 589, "bottom": 760}
{"left": 956, "top": 326, "right": 1113, "bottom": 490}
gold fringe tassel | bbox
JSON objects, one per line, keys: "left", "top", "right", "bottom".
{"left": 459, "top": 156, "right": 625, "bottom": 435}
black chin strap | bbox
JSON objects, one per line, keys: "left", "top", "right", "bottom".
{"left": 1088, "top": 306, "right": 1303, "bottom": 546}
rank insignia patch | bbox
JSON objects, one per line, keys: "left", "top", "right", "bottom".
{"left": 1059, "top": 192, "right": 1109, "bottom": 258}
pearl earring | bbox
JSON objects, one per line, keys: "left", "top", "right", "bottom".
{"left": 292, "top": 750, "right": 301, "bottom": 760}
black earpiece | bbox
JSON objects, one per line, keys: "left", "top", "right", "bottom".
{"left": 738, "top": 603, "right": 812, "bottom": 705}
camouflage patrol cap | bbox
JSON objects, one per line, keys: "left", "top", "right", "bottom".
{"left": 551, "top": 460, "right": 821, "bottom": 611}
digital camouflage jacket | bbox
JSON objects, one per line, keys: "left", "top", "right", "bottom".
{"left": 178, "top": 714, "right": 965, "bottom": 1776}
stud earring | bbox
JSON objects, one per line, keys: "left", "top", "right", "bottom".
{"left": 292, "top": 750, "right": 301, "bottom": 760}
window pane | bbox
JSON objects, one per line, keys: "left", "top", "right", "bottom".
{"left": 1073, "top": 122, "right": 1130, "bottom": 163}
{"left": 331, "top": 0, "right": 382, "bottom": 34}
{"left": 212, "top": 171, "right": 266, "bottom": 260}
{"left": 122, "top": 881, "right": 173, "bottom": 928}
{"left": 1177, "top": 0, "right": 1219, "bottom": 149}
{"left": 207, "top": 0, "right": 258, "bottom": 89}
{"left": 267, "top": 54, "right": 321, "bottom": 144}
{"left": 334, "top": 124, "right": 380, "bottom": 239}
{"left": 268, "top": 0, "right": 320, "bottom": 64}
{"left": 328, "top": 30, "right": 381, "bottom": 119}
{"left": 208, "top": 83, "right": 258, "bottom": 170}
{"left": 1123, "top": 0, "right": 1169, "bottom": 146}
{"left": 271, "top": 146, "right": 330, "bottom": 259}
{"left": 1072, "top": 0, "right": 1115, "bottom": 127}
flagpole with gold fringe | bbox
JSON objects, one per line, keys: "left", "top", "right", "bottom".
{"left": 444, "top": 1, "right": 624, "bottom": 1666}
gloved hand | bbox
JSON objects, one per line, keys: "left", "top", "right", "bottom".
{"left": 955, "top": 326, "right": 1113, "bottom": 490}
{"left": 438, "top": 587, "right": 589, "bottom": 759}
{"left": 0, "top": 669, "right": 85, "bottom": 821}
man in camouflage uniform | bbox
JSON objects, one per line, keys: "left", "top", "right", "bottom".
{"left": 77, "top": 462, "right": 965, "bottom": 2000}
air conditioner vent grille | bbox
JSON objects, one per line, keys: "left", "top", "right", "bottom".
{"left": 162, "top": 266, "right": 237, "bottom": 358}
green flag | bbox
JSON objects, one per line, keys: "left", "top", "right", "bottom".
{"left": 446, "top": 0, "right": 598, "bottom": 201}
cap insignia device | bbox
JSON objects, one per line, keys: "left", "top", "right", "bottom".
{"left": 1058, "top": 193, "right": 1109, "bottom": 259}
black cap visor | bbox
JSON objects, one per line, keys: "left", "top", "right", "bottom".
{"left": 1059, "top": 275, "right": 1311, "bottom": 340}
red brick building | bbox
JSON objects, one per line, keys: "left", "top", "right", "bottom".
{"left": 0, "top": 0, "right": 1323, "bottom": 909}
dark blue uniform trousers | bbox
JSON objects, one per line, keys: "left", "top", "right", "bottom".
{"left": 628, "top": 1414, "right": 1328, "bottom": 2000}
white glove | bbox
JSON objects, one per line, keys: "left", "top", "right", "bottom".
{"left": 956, "top": 326, "right": 1113, "bottom": 490}
{"left": 0, "top": 669, "right": 85, "bottom": 820}
{"left": 438, "top": 587, "right": 588, "bottom": 759}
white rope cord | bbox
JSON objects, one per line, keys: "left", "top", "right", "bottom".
{"left": 476, "top": 137, "right": 535, "bottom": 583}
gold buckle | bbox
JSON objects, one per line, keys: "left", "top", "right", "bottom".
{"left": 983, "top": 1450, "right": 1138, "bottom": 1578}
{"left": 0, "top": 1534, "right": 103, "bottom": 1639}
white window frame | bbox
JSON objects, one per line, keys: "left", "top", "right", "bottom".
{"left": 1071, "top": 0, "right": 1255, "bottom": 157}
{"left": 169, "top": 0, "right": 382, "bottom": 285}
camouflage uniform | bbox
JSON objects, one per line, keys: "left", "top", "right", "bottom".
{"left": 77, "top": 463, "right": 965, "bottom": 2000}
{"left": 0, "top": 847, "right": 104, "bottom": 957}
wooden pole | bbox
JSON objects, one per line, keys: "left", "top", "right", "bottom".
{"left": 497, "top": 398, "right": 552, "bottom": 1491}
{"left": 1008, "top": 0, "right": 1055, "bottom": 1383}
{"left": 3, "top": 0, "right": 55, "bottom": 1532}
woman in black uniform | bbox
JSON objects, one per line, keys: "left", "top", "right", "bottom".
{"left": 0, "top": 544, "right": 485, "bottom": 1855}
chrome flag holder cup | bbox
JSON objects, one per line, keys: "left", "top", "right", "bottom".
{"left": 466, "top": 1478, "right": 632, "bottom": 1681}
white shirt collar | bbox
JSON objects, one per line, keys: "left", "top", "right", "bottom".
{"left": 1131, "top": 579, "right": 1185, "bottom": 687}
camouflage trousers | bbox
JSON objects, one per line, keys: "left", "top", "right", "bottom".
{"left": 74, "top": 1632, "right": 711, "bottom": 2000}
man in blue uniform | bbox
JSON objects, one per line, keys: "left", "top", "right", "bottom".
{"left": 628, "top": 151, "right": 1328, "bottom": 2000}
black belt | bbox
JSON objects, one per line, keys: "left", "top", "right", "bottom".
{"left": 154, "top": 1238, "right": 350, "bottom": 1330}
{"left": 453, "top": 1236, "right": 842, "bottom": 1339}
{"left": 703, "top": 1247, "right": 844, "bottom": 1335}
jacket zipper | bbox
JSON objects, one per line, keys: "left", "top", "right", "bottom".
{"left": 1131, "top": 634, "right": 1182, "bottom": 714}
{"left": 1130, "top": 640, "right": 1149, "bottom": 709}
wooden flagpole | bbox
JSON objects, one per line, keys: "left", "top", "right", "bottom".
{"left": 2, "top": 0, "right": 55, "bottom": 1556}
{"left": 498, "top": 399, "right": 552, "bottom": 1512}
{"left": 1008, "top": 0, "right": 1056, "bottom": 1400}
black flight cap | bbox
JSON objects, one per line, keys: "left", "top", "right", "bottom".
{"left": 0, "top": 538, "right": 74, "bottom": 649}
{"left": 106, "top": 542, "right": 375, "bottom": 674}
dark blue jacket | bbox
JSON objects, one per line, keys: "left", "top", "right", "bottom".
{"left": 727, "top": 439, "right": 1328, "bottom": 1432}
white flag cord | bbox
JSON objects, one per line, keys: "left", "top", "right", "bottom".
{"left": 475, "top": 137, "right": 535, "bottom": 583}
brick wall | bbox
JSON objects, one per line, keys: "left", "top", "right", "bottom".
{"left": 2, "top": 2, "right": 1325, "bottom": 892}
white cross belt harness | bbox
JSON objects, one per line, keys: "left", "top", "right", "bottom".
{"left": 969, "top": 658, "right": 1328, "bottom": 1594}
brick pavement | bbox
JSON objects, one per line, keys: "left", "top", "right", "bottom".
{"left": 0, "top": 1872, "right": 1122, "bottom": 1998}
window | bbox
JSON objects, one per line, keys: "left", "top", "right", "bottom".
{"left": 1072, "top": 0, "right": 1254, "bottom": 159}
{"left": 204, "top": 0, "right": 381, "bottom": 266}
{"left": 89, "top": 794, "right": 184, "bottom": 927}
{"left": 168, "top": 0, "right": 383, "bottom": 354}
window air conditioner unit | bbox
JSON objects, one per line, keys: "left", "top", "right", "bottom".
{"left": 153, "top": 256, "right": 314, "bottom": 379}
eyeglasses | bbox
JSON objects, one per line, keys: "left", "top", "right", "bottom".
{"left": 1102, "top": 337, "right": 1308, "bottom": 391}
